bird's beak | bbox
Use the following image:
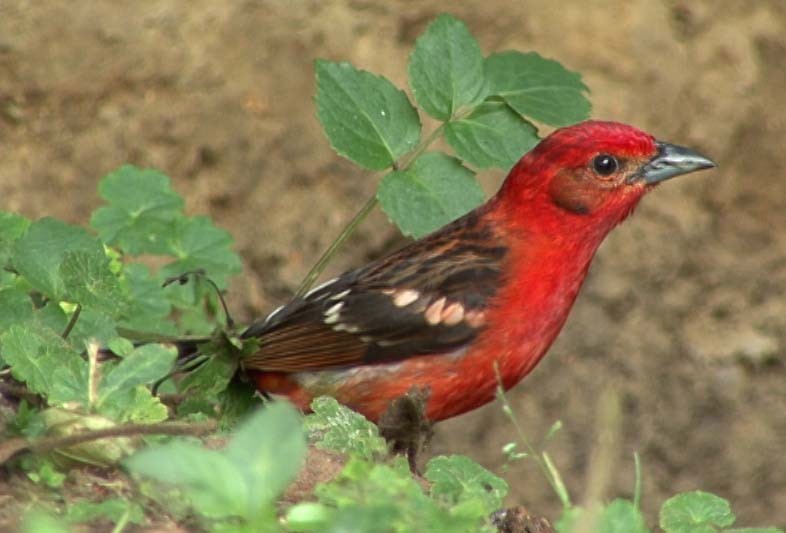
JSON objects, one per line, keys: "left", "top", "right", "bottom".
{"left": 630, "top": 141, "right": 716, "bottom": 184}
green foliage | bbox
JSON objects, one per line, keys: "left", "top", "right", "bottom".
{"left": 485, "top": 51, "right": 591, "bottom": 127}
{"left": 659, "top": 491, "right": 783, "bottom": 533}
{"left": 315, "top": 12, "right": 590, "bottom": 238}
{"left": 125, "top": 403, "right": 306, "bottom": 529}
{"left": 315, "top": 60, "right": 421, "bottom": 171}
{"left": 0, "top": 11, "right": 776, "bottom": 533}
{"left": 377, "top": 152, "right": 484, "bottom": 238}
{"left": 408, "top": 14, "right": 488, "bottom": 120}
{"left": 305, "top": 396, "right": 388, "bottom": 461}
{"left": 444, "top": 101, "right": 539, "bottom": 169}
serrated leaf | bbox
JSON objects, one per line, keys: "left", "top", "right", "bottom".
{"left": 106, "top": 386, "right": 169, "bottom": 423}
{"left": 97, "top": 343, "right": 177, "bottom": 409}
{"left": 160, "top": 216, "right": 242, "bottom": 289}
{"left": 12, "top": 218, "right": 105, "bottom": 300}
{"left": 0, "top": 211, "right": 30, "bottom": 268}
{"left": 598, "top": 500, "right": 650, "bottom": 533}
{"left": 65, "top": 307, "right": 118, "bottom": 348}
{"left": 60, "top": 248, "right": 126, "bottom": 318}
{"left": 305, "top": 396, "right": 388, "bottom": 460}
{"left": 660, "top": 491, "right": 735, "bottom": 533}
{"left": 125, "top": 441, "right": 249, "bottom": 519}
{"left": 119, "top": 263, "right": 175, "bottom": 334}
{"left": 425, "top": 455, "right": 508, "bottom": 515}
{"left": 445, "top": 101, "right": 539, "bottom": 169}
{"left": 408, "top": 14, "right": 487, "bottom": 120}
{"left": 0, "top": 287, "right": 33, "bottom": 332}
{"left": 377, "top": 152, "right": 484, "bottom": 238}
{"left": 225, "top": 403, "right": 306, "bottom": 514}
{"left": 1, "top": 322, "right": 87, "bottom": 405}
{"left": 486, "top": 51, "right": 590, "bottom": 126}
{"left": 90, "top": 165, "right": 184, "bottom": 255}
{"left": 315, "top": 60, "right": 421, "bottom": 170}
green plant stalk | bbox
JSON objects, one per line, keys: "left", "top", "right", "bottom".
{"left": 633, "top": 452, "right": 642, "bottom": 509}
{"left": 294, "top": 123, "right": 447, "bottom": 297}
{"left": 494, "top": 365, "right": 572, "bottom": 508}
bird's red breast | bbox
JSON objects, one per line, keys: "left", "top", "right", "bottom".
{"left": 244, "top": 120, "right": 716, "bottom": 422}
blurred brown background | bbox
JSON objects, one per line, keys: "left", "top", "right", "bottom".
{"left": 1, "top": 0, "right": 784, "bottom": 526}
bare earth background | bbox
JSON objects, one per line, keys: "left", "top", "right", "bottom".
{"left": 1, "top": 0, "right": 784, "bottom": 527}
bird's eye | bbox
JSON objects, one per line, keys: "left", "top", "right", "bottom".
{"left": 592, "top": 154, "right": 618, "bottom": 176}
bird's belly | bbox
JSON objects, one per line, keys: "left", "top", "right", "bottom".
{"left": 250, "top": 336, "right": 549, "bottom": 423}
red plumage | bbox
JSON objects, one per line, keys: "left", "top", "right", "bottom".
{"left": 243, "top": 120, "right": 715, "bottom": 422}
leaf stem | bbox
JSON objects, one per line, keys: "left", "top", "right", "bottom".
{"left": 294, "top": 194, "right": 378, "bottom": 298}
{"left": 61, "top": 303, "right": 82, "bottom": 339}
{"left": 295, "top": 122, "right": 448, "bottom": 296}
{"left": 494, "top": 363, "right": 572, "bottom": 508}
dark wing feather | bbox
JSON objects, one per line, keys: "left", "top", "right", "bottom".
{"left": 241, "top": 211, "right": 508, "bottom": 372}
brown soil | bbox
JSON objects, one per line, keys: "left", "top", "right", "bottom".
{"left": 1, "top": 0, "right": 784, "bottom": 527}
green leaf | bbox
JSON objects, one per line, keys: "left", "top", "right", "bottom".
{"left": 177, "top": 347, "right": 239, "bottom": 415}
{"left": 0, "top": 211, "right": 30, "bottom": 267}
{"left": 160, "top": 216, "right": 242, "bottom": 289}
{"left": 285, "top": 502, "right": 333, "bottom": 532}
{"left": 12, "top": 217, "right": 104, "bottom": 300}
{"left": 21, "top": 507, "right": 69, "bottom": 533}
{"left": 305, "top": 396, "right": 388, "bottom": 461}
{"left": 98, "top": 343, "right": 177, "bottom": 408}
{"left": 96, "top": 344, "right": 176, "bottom": 422}
{"left": 1, "top": 322, "right": 87, "bottom": 405}
{"left": 65, "top": 306, "right": 118, "bottom": 348}
{"left": 425, "top": 455, "right": 508, "bottom": 515}
{"left": 315, "top": 60, "right": 421, "bottom": 170}
{"left": 0, "top": 287, "right": 33, "bottom": 332}
{"left": 126, "top": 404, "right": 306, "bottom": 523}
{"left": 378, "top": 152, "right": 484, "bottom": 238}
{"left": 60, "top": 248, "right": 126, "bottom": 317}
{"left": 119, "top": 263, "right": 175, "bottom": 334}
{"left": 125, "top": 441, "right": 250, "bottom": 519}
{"left": 65, "top": 498, "right": 145, "bottom": 526}
{"left": 598, "top": 500, "right": 650, "bottom": 533}
{"left": 485, "top": 51, "right": 590, "bottom": 126}
{"left": 445, "top": 101, "right": 539, "bottom": 169}
{"left": 225, "top": 403, "right": 306, "bottom": 515}
{"left": 90, "top": 165, "right": 185, "bottom": 255}
{"left": 660, "top": 491, "right": 735, "bottom": 533}
{"left": 408, "top": 14, "right": 487, "bottom": 120}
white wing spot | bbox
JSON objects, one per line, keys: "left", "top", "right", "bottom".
{"left": 329, "top": 289, "right": 351, "bottom": 301}
{"left": 304, "top": 277, "right": 339, "bottom": 299}
{"left": 424, "top": 297, "right": 447, "bottom": 326}
{"left": 465, "top": 309, "right": 486, "bottom": 328}
{"left": 324, "top": 301, "right": 344, "bottom": 317}
{"left": 263, "top": 304, "right": 285, "bottom": 324}
{"left": 441, "top": 302, "right": 465, "bottom": 326}
{"left": 392, "top": 289, "right": 419, "bottom": 308}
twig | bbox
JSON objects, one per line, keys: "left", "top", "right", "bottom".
{"left": 0, "top": 419, "right": 218, "bottom": 466}
{"left": 0, "top": 379, "right": 41, "bottom": 404}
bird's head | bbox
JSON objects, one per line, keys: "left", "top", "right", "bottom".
{"left": 496, "top": 120, "right": 715, "bottom": 237}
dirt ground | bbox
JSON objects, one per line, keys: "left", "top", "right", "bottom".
{"left": 1, "top": 0, "right": 785, "bottom": 527}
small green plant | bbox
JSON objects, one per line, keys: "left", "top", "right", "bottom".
{"left": 0, "top": 12, "right": 780, "bottom": 533}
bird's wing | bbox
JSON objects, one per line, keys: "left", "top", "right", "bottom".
{"left": 241, "top": 212, "right": 508, "bottom": 372}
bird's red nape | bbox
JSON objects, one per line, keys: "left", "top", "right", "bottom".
{"left": 243, "top": 120, "right": 716, "bottom": 422}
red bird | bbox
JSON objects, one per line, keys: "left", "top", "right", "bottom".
{"left": 239, "top": 121, "right": 714, "bottom": 423}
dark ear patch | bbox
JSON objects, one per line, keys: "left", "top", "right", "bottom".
{"left": 548, "top": 169, "right": 603, "bottom": 215}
